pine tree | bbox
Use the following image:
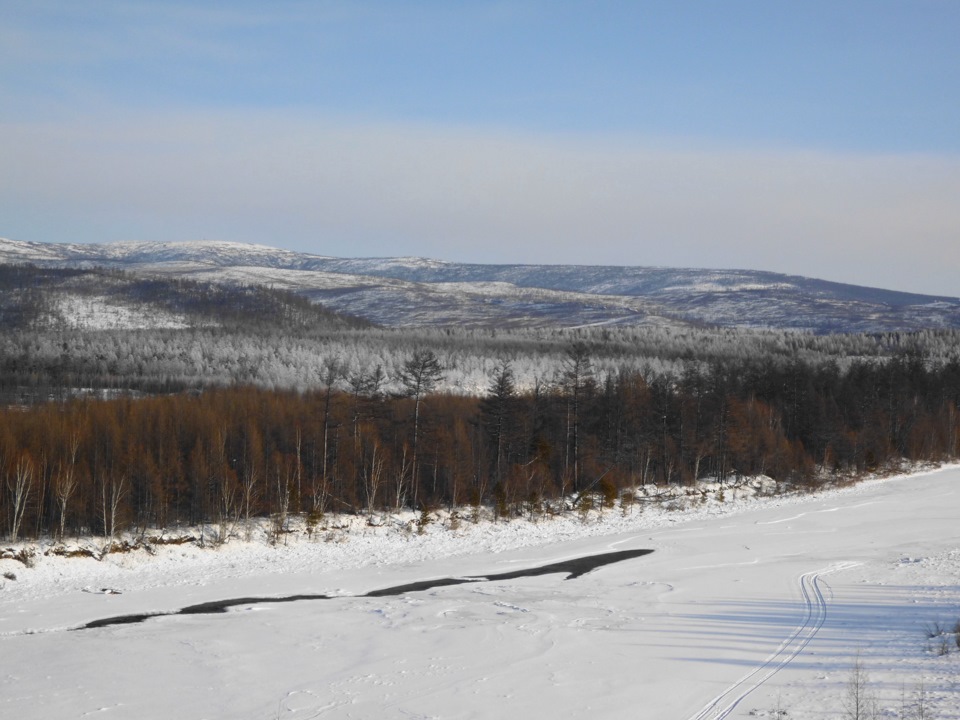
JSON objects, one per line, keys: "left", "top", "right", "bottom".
{"left": 398, "top": 349, "right": 443, "bottom": 508}
{"left": 480, "top": 361, "right": 517, "bottom": 485}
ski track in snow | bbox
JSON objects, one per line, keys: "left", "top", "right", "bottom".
{"left": 686, "top": 561, "right": 861, "bottom": 720}
{"left": 753, "top": 501, "right": 878, "bottom": 525}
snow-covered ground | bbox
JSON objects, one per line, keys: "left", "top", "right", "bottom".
{"left": 2, "top": 468, "right": 959, "bottom": 719}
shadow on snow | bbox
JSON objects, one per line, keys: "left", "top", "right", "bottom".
{"left": 77, "top": 548, "right": 653, "bottom": 631}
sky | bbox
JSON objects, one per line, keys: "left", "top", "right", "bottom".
{"left": 1, "top": 1, "right": 959, "bottom": 296}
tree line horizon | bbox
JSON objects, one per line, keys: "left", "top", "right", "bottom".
{"left": 3, "top": 344, "right": 959, "bottom": 543}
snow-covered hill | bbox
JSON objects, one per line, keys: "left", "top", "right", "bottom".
{"left": 3, "top": 237, "right": 959, "bottom": 333}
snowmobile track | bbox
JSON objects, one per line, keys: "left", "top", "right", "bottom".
{"left": 686, "top": 561, "right": 860, "bottom": 720}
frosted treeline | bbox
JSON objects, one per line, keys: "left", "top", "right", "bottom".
{"left": 3, "top": 323, "right": 958, "bottom": 402}
{"left": 1, "top": 263, "right": 957, "bottom": 401}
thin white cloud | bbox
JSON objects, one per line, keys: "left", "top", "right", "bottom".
{"left": 2, "top": 111, "right": 959, "bottom": 296}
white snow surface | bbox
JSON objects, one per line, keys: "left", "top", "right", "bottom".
{"left": 2, "top": 467, "right": 959, "bottom": 719}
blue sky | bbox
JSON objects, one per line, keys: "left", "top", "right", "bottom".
{"left": 2, "top": 1, "right": 959, "bottom": 295}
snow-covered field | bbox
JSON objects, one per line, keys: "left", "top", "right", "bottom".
{"left": 2, "top": 468, "right": 959, "bottom": 719}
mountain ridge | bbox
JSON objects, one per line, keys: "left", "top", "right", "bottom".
{"left": 2, "top": 237, "right": 958, "bottom": 333}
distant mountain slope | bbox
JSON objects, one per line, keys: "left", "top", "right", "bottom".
{"left": 0, "top": 264, "right": 367, "bottom": 333}
{"left": 2, "top": 237, "right": 958, "bottom": 333}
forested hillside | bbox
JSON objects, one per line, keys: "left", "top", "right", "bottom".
{"left": 2, "top": 347, "right": 959, "bottom": 542}
{"left": 7, "top": 307, "right": 960, "bottom": 405}
{"left": 2, "top": 259, "right": 959, "bottom": 543}
{"left": 4, "top": 262, "right": 960, "bottom": 402}
{"left": 0, "top": 265, "right": 367, "bottom": 333}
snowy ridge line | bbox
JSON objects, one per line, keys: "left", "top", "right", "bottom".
{"left": 686, "top": 561, "right": 861, "bottom": 720}
{"left": 4, "top": 236, "right": 959, "bottom": 333}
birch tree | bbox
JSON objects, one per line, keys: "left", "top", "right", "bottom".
{"left": 6, "top": 452, "right": 33, "bottom": 542}
{"left": 54, "top": 433, "right": 80, "bottom": 541}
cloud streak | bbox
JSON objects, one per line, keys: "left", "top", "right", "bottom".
{"left": 2, "top": 111, "right": 959, "bottom": 296}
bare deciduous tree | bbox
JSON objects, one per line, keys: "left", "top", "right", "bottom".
{"left": 54, "top": 433, "right": 80, "bottom": 541}
{"left": 359, "top": 424, "right": 386, "bottom": 514}
{"left": 6, "top": 452, "right": 34, "bottom": 542}
{"left": 843, "top": 653, "right": 878, "bottom": 720}
{"left": 913, "top": 677, "right": 929, "bottom": 720}
{"left": 101, "top": 473, "right": 128, "bottom": 540}
{"left": 272, "top": 452, "right": 293, "bottom": 544}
